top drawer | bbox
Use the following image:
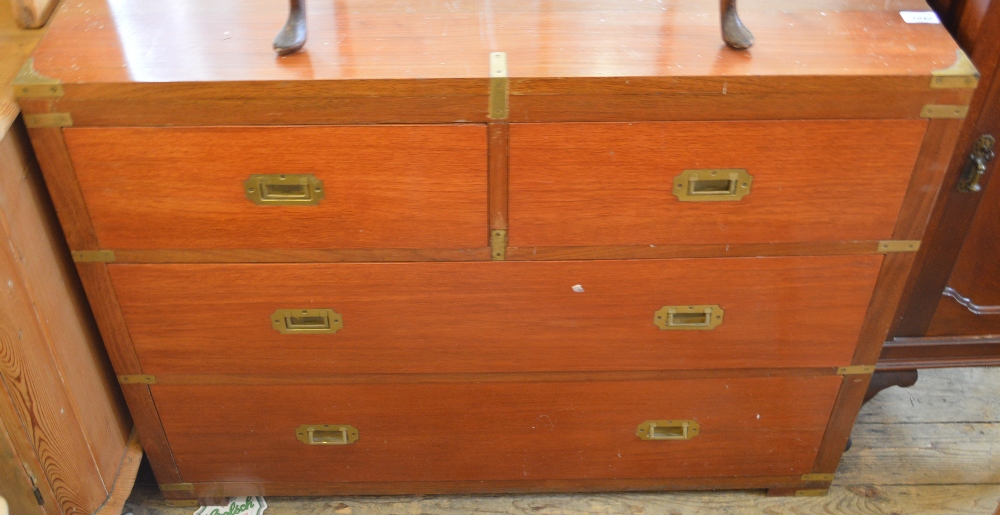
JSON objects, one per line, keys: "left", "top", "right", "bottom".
{"left": 509, "top": 120, "right": 926, "bottom": 247}
{"left": 63, "top": 126, "right": 488, "bottom": 250}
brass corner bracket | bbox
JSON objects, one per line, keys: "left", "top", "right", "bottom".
{"left": 13, "top": 58, "right": 63, "bottom": 98}
{"left": 931, "top": 49, "right": 979, "bottom": 89}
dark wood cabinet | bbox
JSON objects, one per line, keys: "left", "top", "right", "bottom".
{"left": 881, "top": 0, "right": 1000, "bottom": 372}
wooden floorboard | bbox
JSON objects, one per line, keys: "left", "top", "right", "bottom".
{"left": 121, "top": 367, "right": 1000, "bottom": 515}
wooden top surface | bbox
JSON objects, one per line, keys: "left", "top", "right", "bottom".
{"left": 28, "top": 0, "right": 962, "bottom": 84}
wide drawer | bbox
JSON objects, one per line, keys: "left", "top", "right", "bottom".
{"left": 110, "top": 255, "right": 881, "bottom": 375}
{"left": 508, "top": 120, "right": 926, "bottom": 247}
{"left": 63, "top": 125, "right": 488, "bottom": 249}
{"left": 154, "top": 376, "right": 841, "bottom": 484}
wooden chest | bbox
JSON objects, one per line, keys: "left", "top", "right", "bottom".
{"left": 15, "top": 0, "right": 974, "bottom": 503}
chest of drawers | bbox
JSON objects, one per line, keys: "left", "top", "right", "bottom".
{"left": 15, "top": 0, "right": 975, "bottom": 504}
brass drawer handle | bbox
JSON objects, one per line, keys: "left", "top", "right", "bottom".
{"left": 637, "top": 420, "right": 700, "bottom": 441}
{"left": 654, "top": 305, "right": 724, "bottom": 330}
{"left": 673, "top": 169, "right": 752, "bottom": 201}
{"left": 244, "top": 174, "right": 324, "bottom": 205}
{"left": 271, "top": 309, "right": 343, "bottom": 334}
{"left": 296, "top": 424, "right": 359, "bottom": 445}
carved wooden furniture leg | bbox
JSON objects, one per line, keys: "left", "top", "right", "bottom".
{"left": 274, "top": 0, "right": 306, "bottom": 55}
{"left": 864, "top": 370, "right": 918, "bottom": 403}
{"left": 845, "top": 370, "right": 919, "bottom": 451}
{"left": 721, "top": 0, "right": 755, "bottom": 49}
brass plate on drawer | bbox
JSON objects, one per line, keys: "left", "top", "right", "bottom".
{"left": 654, "top": 305, "right": 724, "bottom": 330}
{"left": 673, "top": 169, "right": 752, "bottom": 201}
{"left": 271, "top": 309, "right": 343, "bottom": 334}
{"left": 244, "top": 174, "right": 324, "bottom": 205}
{"left": 636, "top": 420, "right": 700, "bottom": 440}
{"left": 296, "top": 424, "right": 359, "bottom": 445}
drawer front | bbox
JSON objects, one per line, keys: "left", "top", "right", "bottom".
{"left": 154, "top": 376, "right": 841, "bottom": 483}
{"left": 63, "top": 126, "right": 488, "bottom": 249}
{"left": 508, "top": 120, "right": 926, "bottom": 247}
{"left": 111, "top": 255, "right": 881, "bottom": 375}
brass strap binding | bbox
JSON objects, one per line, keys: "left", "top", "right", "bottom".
{"left": 490, "top": 230, "right": 508, "bottom": 261}
{"left": 488, "top": 52, "right": 509, "bottom": 120}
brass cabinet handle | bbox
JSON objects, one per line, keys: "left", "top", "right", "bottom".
{"left": 672, "top": 169, "right": 752, "bottom": 201}
{"left": 271, "top": 309, "right": 343, "bottom": 334}
{"left": 637, "top": 420, "right": 700, "bottom": 440}
{"left": 296, "top": 424, "right": 358, "bottom": 445}
{"left": 244, "top": 174, "right": 324, "bottom": 205}
{"left": 654, "top": 305, "right": 724, "bottom": 330}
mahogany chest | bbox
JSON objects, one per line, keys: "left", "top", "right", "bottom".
{"left": 14, "top": 0, "right": 975, "bottom": 504}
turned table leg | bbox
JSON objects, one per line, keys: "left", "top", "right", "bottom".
{"left": 721, "top": 0, "right": 755, "bottom": 49}
{"left": 274, "top": 0, "right": 307, "bottom": 55}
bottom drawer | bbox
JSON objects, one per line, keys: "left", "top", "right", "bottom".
{"left": 154, "top": 375, "right": 841, "bottom": 485}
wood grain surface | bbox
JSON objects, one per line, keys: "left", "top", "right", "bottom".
{"left": 0, "top": 123, "right": 130, "bottom": 493}
{"left": 118, "top": 367, "right": 1000, "bottom": 514}
{"left": 152, "top": 376, "right": 841, "bottom": 485}
{"left": 93, "top": 428, "right": 142, "bottom": 515}
{"left": 63, "top": 126, "right": 488, "bottom": 250}
{"left": 18, "top": 0, "right": 970, "bottom": 125}
{"left": 29, "top": 0, "right": 961, "bottom": 83}
{"left": 0, "top": 393, "right": 48, "bottom": 515}
{"left": 509, "top": 120, "right": 926, "bottom": 247}
{"left": 110, "top": 256, "right": 881, "bottom": 375}
{"left": 0, "top": 174, "right": 107, "bottom": 515}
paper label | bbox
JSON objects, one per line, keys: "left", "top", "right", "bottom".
{"left": 900, "top": 11, "right": 941, "bottom": 24}
{"left": 193, "top": 497, "right": 267, "bottom": 515}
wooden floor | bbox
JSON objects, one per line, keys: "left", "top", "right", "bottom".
{"left": 118, "top": 367, "right": 1000, "bottom": 514}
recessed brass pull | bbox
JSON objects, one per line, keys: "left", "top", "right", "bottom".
{"left": 271, "top": 309, "right": 343, "bottom": 334}
{"left": 296, "top": 424, "right": 359, "bottom": 445}
{"left": 654, "top": 305, "right": 724, "bottom": 330}
{"left": 245, "top": 174, "right": 324, "bottom": 205}
{"left": 637, "top": 420, "right": 700, "bottom": 440}
{"left": 673, "top": 169, "right": 752, "bottom": 201}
